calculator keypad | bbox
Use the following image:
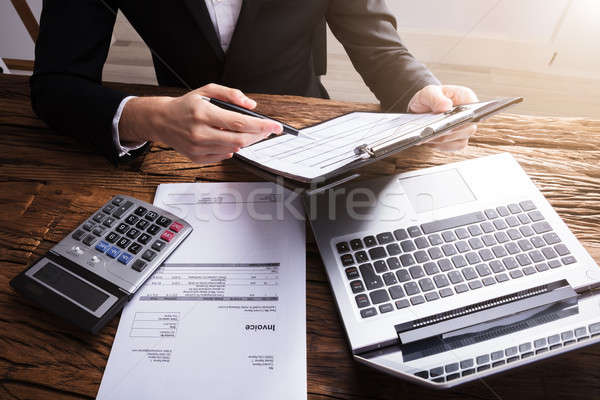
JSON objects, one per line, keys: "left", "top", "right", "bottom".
{"left": 65, "top": 195, "right": 192, "bottom": 292}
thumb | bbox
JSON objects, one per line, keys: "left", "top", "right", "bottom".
{"left": 409, "top": 85, "right": 453, "bottom": 114}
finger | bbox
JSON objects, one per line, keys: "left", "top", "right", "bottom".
{"left": 425, "top": 138, "right": 469, "bottom": 152}
{"left": 195, "top": 83, "right": 257, "bottom": 109}
{"left": 193, "top": 125, "right": 270, "bottom": 149}
{"left": 201, "top": 102, "right": 283, "bottom": 135}
{"left": 426, "top": 124, "right": 477, "bottom": 144}
{"left": 441, "top": 85, "right": 479, "bottom": 105}
{"left": 409, "top": 85, "right": 453, "bottom": 114}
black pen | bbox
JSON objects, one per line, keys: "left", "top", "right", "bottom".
{"left": 201, "top": 96, "right": 312, "bottom": 139}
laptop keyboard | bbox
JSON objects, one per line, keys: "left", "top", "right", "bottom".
{"left": 335, "top": 200, "right": 577, "bottom": 318}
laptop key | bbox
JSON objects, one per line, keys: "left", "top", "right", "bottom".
{"left": 529, "top": 250, "right": 544, "bottom": 263}
{"left": 388, "top": 285, "right": 405, "bottom": 299}
{"left": 530, "top": 236, "right": 546, "bottom": 248}
{"left": 505, "top": 242, "right": 520, "bottom": 255}
{"left": 497, "top": 206, "right": 509, "bottom": 217}
{"left": 517, "top": 214, "right": 531, "bottom": 224}
{"left": 562, "top": 256, "right": 576, "bottom": 265}
{"left": 400, "top": 240, "right": 416, "bottom": 252}
{"left": 523, "top": 266, "right": 536, "bottom": 275}
{"left": 460, "top": 359, "right": 474, "bottom": 369}
{"left": 421, "top": 211, "right": 485, "bottom": 234}
{"left": 395, "top": 299, "right": 410, "bottom": 309}
{"left": 455, "top": 228, "right": 469, "bottom": 239}
{"left": 407, "top": 226, "right": 422, "bottom": 237}
{"left": 425, "top": 291, "right": 439, "bottom": 302}
{"left": 350, "top": 280, "right": 365, "bottom": 293}
{"left": 455, "top": 241, "right": 469, "bottom": 253}
{"left": 548, "top": 259, "right": 562, "bottom": 268}
{"left": 520, "top": 225, "right": 535, "bottom": 237}
{"left": 516, "top": 253, "right": 532, "bottom": 266}
{"left": 428, "top": 247, "right": 443, "bottom": 259}
{"left": 492, "top": 245, "right": 508, "bottom": 258}
{"left": 360, "top": 308, "right": 377, "bottom": 318}
{"left": 547, "top": 334, "right": 560, "bottom": 345}
{"left": 376, "top": 232, "right": 394, "bottom": 244}
{"left": 466, "top": 252, "right": 481, "bottom": 265}
{"left": 588, "top": 322, "right": 600, "bottom": 334}
{"left": 484, "top": 209, "right": 499, "bottom": 219}
{"left": 341, "top": 254, "right": 354, "bottom": 266}
{"left": 506, "top": 216, "right": 519, "bottom": 227}
{"left": 414, "top": 250, "right": 429, "bottom": 263}
{"left": 345, "top": 267, "right": 359, "bottom": 280}
{"left": 400, "top": 254, "right": 415, "bottom": 267}
{"left": 364, "top": 236, "right": 377, "bottom": 247}
{"left": 455, "top": 283, "right": 469, "bottom": 293}
{"left": 369, "top": 289, "right": 390, "bottom": 304}
{"left": 491, "top": 351, "right": 504, "bottom": 361}
{"left": 438, "top": 258, "right": 453, "bottom": 271}
{"left": 574, "top": 327, "right": 587, "bottom": 337}
{"left": 433, "top": 274, "right": 450, "bottom": 288}
{"left": 359, "top": 264, "right": 384, "bottom": 290}
{"left": 519, "top": 343, "right": 532, "bottom": 353}
{"left": 424, "top": 262, "right": 440, "bottom": 275}
{"left": 442, "top": 231, "right": 457, "bottom": 242}
{"left": 442, "top": 244, "right": 457, "bottom": 256}
{"left": 482, "top": 277, "right": 496, "bottom": 286}
{"left": 428, "top": 234, "right": 443, "bottom": 245}
{"left": 404, "top": 282, "right": 420, "bottom": 296}
{"left": 374, "top": 260, "right": 388, "bottom": 273}
{"left": 414, "top": 237, "right": 429, "bottom": 249}
{"left": 393, "top": 229, "right": 408, "bottom": 241}
{"left": 543, "top": 232, "right": 561, "bottom": 245}
{"left": 410, "top": 295, "right": 425, "bottom": 305}
{"left": 542, "top": 247, "right": 558, "bottom": 259}
{"left": 355, "top": 294, "right": 370, "bottom": 308}
{"left": 532, "top": 221, "right": 552, "bottom": 234}
{"left": 480, "top": 222, "right": 494, "bottom": 233}
{"left": 409, "top": 265, "right": 425, "bottom": 279}
{"left": 503, "top": 257, "right": 518, "bottom": 270}
{"left": 382, "top": 272, "right": 397, "bottom": 285}
{"left": 368, "top": 247, "right": 387, "bottom": 260}
{"left": 535, "top": 263, "right": 549, "bottom": 272}
{"left": 468, "top": 224, "right": 483, "bottom": 236}
{"left": 517, "top": 238, "right": 532, "bottom": 251}
{"left": 494, "top": 219, "right": 508, "bottom": 230}
{"left": 489, "top": 260, "right": 505, "bottom": 273}
{"left": 354, "top": 251, "right": 367, "bottom": 264}
{"left": 468, "top": 280, "right": 483, "bottom": 290}
{"left": 495, "top": 273, "right": 509, "bottom": 282}
{"left": 448, "top": 271, "right": 464, "bottom": 284}
{"left": 479, "top": 248, "right": 494, "bottom": 261}
{"left": 509, "top": 270, "right": 524, "bottom": 279}
{"left": 520, "top": 200, "right": 536, "bottom": 211}
{"left": 475, "top": 263, "right": 491, "bottom": 277}
{"left": 528, "top": 210, "right": 544, "bottom": 221}
{"left": 451, "top": 255, "right": 467, "bottom": 268}
{"left": 439, "top": 288, "right": 454, "bottom": 297}
{"left": 419, "top": 277, "right": 435, "bottom": 292}
{"left": 554, "top": 243, "right": 569, "bottom": 256}
{"left": 396, "top": 269, "right": 411, "bottom": 282}
{"left": 387, "top": 257, "right": 402, "bottom": 270}
{"left": 379, "top": 303, "right": 394, "bottom": 313}
{"left": 350, "top": 239, "right": 363, "bottom": 250}
{"left": 534, "top": 338, "right": 547, "bottom": 348}
{"left": 508, "top": 203, "right": 521, "bottom": 214}
{"left": 468, "top": 237, "right": 484, "bottom": 250}
{"left": 462, "top": 267, "right": 477, "bottom": 280}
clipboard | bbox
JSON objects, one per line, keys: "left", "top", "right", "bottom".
{"left": 233, "top": 97, "right": 523, "bottom": 193}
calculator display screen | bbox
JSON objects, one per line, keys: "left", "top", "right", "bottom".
{"left": 33, "top": 262, "right": 109, "bottom": 311}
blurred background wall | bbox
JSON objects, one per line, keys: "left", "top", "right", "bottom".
{"left": 2, "top": 0, "right": 598, "bottom": 117}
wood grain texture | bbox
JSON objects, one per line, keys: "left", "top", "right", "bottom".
{"left": 0, "top": 74, "right": 599, "bottom": 399}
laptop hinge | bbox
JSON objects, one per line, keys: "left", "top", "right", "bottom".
{"left": 395, "top": 280, "right": 577, "bottom": 345}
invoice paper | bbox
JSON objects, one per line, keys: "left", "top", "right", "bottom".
{"left": 97, "top": 182, "right": 306, "bottom": 400}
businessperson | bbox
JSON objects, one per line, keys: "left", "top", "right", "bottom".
{"left": 31, "top": 0, "right": 478, "bottom": 165}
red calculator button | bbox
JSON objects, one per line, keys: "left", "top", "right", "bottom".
{"left": 160, "top": 230, "right": 175, "bottom": 242}
{"left": 170, "top": 222, "right": 183, "bottom": 232}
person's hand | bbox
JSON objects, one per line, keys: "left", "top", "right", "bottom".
{"left": 119, "top": 83, "right": 283, "bottom": 164}
{"left": 407, "top": 84, "right": 479, "bottom": 151}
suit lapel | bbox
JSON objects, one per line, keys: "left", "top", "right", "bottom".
{"left": 182, "top": 0, "right": 225, "bottom": 61}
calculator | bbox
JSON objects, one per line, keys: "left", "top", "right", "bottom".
{"left": 10, "top": 195, "right": 192, "bottom": 334}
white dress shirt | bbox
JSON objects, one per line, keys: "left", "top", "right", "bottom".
{"left": 113, "top": 0, "right": 243, "bottom": 156}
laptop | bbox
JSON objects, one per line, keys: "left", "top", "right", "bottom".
{"left": 306, "top": 153, "right": 600, "bottom": 388}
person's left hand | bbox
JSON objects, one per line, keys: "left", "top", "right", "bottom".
{"left": 407, "top": 84, "right": 479, "bottom": 151}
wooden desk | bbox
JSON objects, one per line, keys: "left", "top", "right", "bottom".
{"left": 1, "top": 74, "right": 599, "bottom": 399}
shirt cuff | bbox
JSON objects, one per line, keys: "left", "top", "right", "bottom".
{"left": 112, "top": 96, "right": 147, "bottom": 157}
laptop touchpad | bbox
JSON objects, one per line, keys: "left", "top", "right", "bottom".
{"left": 399, "top": 168, "right": 475, "bottom": 213}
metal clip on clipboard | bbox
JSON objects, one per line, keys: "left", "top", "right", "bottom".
{"left": 394, "top": 280, "right": 577, "bottom": 345}
{"left": 354, "top": 105, "right": 474, "bottom": 160}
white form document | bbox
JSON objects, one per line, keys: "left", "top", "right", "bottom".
{"left": 236, "top": 111, "right": 441, "bottom": 180}
{"left": 236, "top": 102, "right": 493, "bottom": 181}
{"left": 97, "top": 182, "right": 306, "bottom": 400}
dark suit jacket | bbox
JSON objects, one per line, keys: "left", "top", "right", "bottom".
{"left": 31, "top": 0, "right": 439, "bottom": 164}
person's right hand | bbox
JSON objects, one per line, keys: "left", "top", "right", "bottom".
{"left": 118, "top": 83, "right": 283, "bottom": 164}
